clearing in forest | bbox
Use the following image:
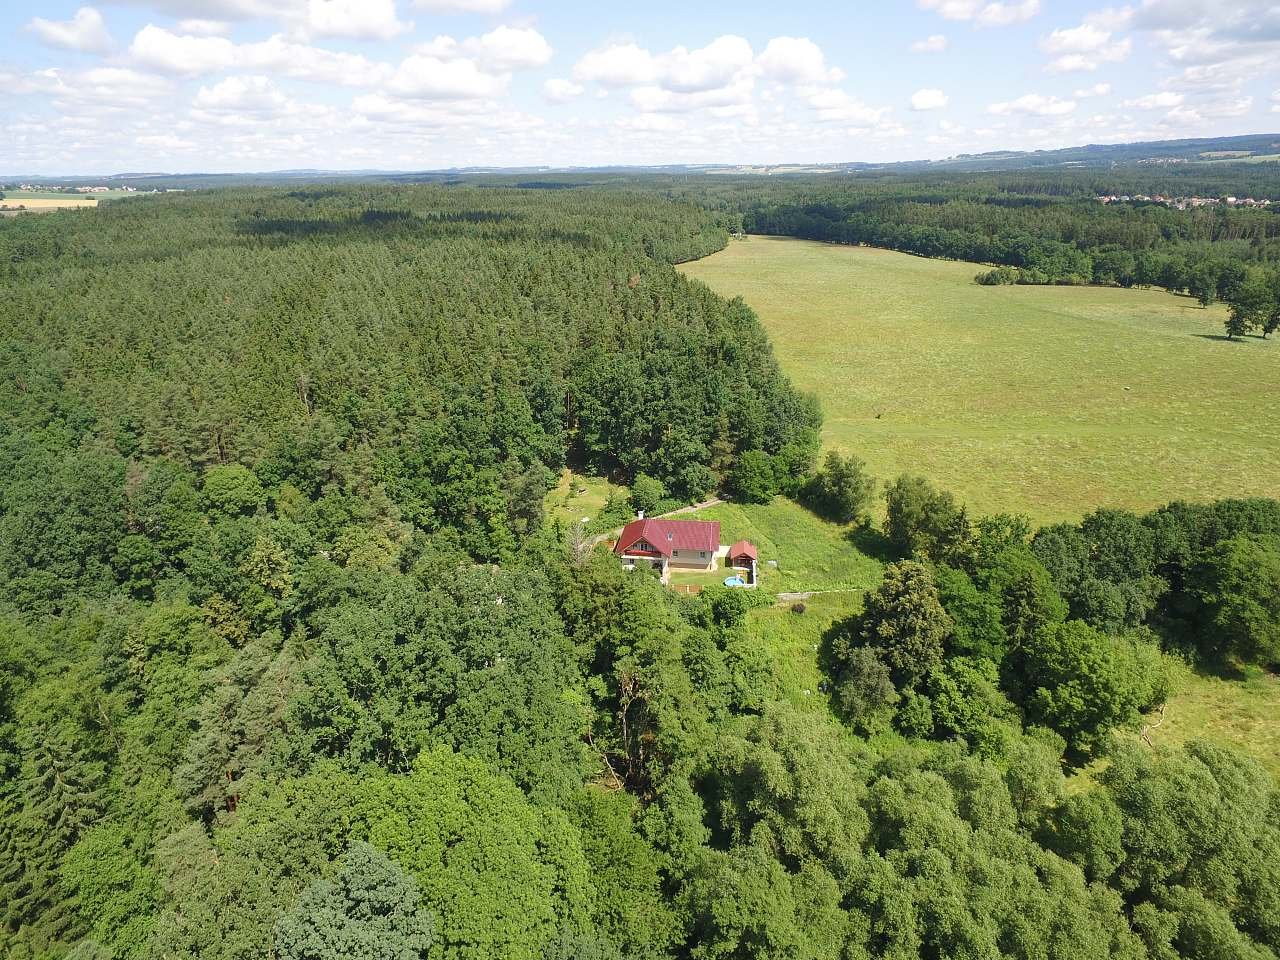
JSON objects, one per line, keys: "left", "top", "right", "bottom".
{"left": 680, "top": 236, "right": 1279, "bottom": 523}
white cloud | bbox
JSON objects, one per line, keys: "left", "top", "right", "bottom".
{"left": 911, "top": 34, "right": 949, "bottom": 52}
{"left": 1041, "top": 12, "right": 1132, "bottom": 72}
{"left": 1074, "top": 82, "right": 1112, "bottom": 97}
{"left": 26, "top": 66, "right": 173, "bottom": 107}
{"left": 306, "top": 0, "right": 410, "bottom": 41}
{"left": 1165, "top": 96, "right": 1253, "bottom": 123}
{"left": 919, "top": 0, "right": 1041, "bottom": 27}
{"left": 543, "top": 78, "right": 584, "bottom": 103}
{"left": 414, "top": 0, "right": 510, "bottom": 11}
{"left": 757, "top": 37, "right": 844, "bottom": 84}
{"left": 911, "top": 87, "right": 949, "bottom": 110}
{"left": 662, "top": 35, "right": 754, "bottom": 92}
{"left": 1123, "top": 91, "right": 1184, "bottom": 108}
{"left": 1273, "top": 90, "right": 1280, "bottom": 113}
{"left": 193, "top": 75, "right": 291, "bottom": 114}
{"left": 176, "top": 18, "right": 231, "bottom": 35}
{"left": 136, "top": 133, "right": 198, "bottom": 150}
{"left": 574, "top": 43, "right": 659, "bottom": 87}
{"left": 804, "top": 87, "right": 892, "bottom": 126}
{"left": 630, "top": 77, "right": 754, "bottom": 114}
{"left": 387, "top": 54, "right": 508, "bottom": 100}
{"left": 128, "top": 25, "right": 392, "bottom": 85}
{"left": 462, "top": 26, "right": 553, "bottom": 70}
{"left": 988, "top": 92, "right": 1076, "bottom": 115}
{"left": 27, "top": 7, "right": 114, "bottom": 55}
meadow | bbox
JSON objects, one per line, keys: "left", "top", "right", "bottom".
{"left": 681, "top": 236, "right": 1278, "bottom": 523}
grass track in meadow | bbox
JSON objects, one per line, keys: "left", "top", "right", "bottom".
{"left": 680, "top": 237, "right": 1279, "bottom": 523}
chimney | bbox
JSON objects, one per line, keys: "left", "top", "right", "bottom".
{"left": 637, "top": 510, "right": 645, "bottom": 519}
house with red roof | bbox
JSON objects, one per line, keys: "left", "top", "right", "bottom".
{"left": 614, "top": 514, "right": 758, "bottom": 586}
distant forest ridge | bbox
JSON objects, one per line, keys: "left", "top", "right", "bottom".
{"left": 6, "top": 132, "right": 1280, "bottom": 190}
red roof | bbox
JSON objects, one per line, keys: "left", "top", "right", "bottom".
{"left": 728, "top": 540, "right": 758, "bottom": 561}
{"left": 615, "top": 518, "right": 720, "bottom": 558}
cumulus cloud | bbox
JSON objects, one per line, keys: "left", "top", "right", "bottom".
{"left": 27, "top": 7, "right": 114, "bottom": 54}
{"left": 193, "top": 75, "right": 292, "bottom": 114}
{"left": 918, "top": 0, "right": 1040, "bottom": 27}
{"left": 414, "top": 0, "right": 510, "bottom": 11}
{"left": 1165, "top": 96, "right": 1254, "bottom": 123}
{"left": 911, "top": 88, "right": 949, "bottom": 110}
{"left": 911, "top": 34, "right": 949, "bottom": 52}
{"left": 387, "top": 54, "right": 508, "bottom": 100}
{"left": 573, "top": 43, "right": 660, "bottom": 87}
{"left": 464, "top": 26, "right": 553, "bottom": 70}
{"left": 176, "top": 18, "right": 231, "bottom": 35}
{"left": 1074, "top": 82, "right": 1112, "bottom": 97}
{"left": 25, "top": 66, "right": 173, "bottom": 107}
{"left": 543, "top": 78, "right": 584, "bottom": 103}
{"left": 756, "top": 37, "right": 844, "bottom": 84}
{"left": 575, "top": 36, "right": 763, "bottom": 92}
{"left": 1041, "top": 11, "right": 1132, "bottom": 72}
{"left": 1123, "top": 91, "right": 1184, "bottom": 108}
{"left": 128, "top": 25, "right": 392, "bottom": 85}
{"left": 306, "top": 0, "right": 410, "bottom": 41}
{"left": 804, "top": 88, "right": 892, "bottom": 127}
{"left": 988, "top": 92, "right": 1076, "bottom": 115}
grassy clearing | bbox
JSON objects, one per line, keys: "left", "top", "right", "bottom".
{"left": 1142, "top": 660, "right": 1280, "bottom": 778}
{"left": 545, "top": 469, "right": 624, "bottom": 527}
{"left": 680, "top": 236, "right": 1278, "bottom": 524}
{"left": 745, "top": 592, "right": 860, "bottom": 710}
{"left": 684, "top": 497, "right": 884, "bottom": 595}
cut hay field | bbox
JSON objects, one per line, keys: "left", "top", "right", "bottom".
{"left": 0, "top": 193, "right": 99, "bottom": 210}
{"left": 680, "top": 237, "right": 1279, "bottom": 523}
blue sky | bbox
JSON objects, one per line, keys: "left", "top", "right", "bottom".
{"left": 2, "top": 0, "right": 1278, "bottom": 174}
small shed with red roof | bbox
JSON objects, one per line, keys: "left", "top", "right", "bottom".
{"left": 726, "top": 540, "right": 759, "bottom": 585}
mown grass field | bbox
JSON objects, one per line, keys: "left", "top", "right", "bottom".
{"left": 680, "top": 237, "right": 1279, "bottom": 524}
{"left": 683, "top": 497, "right": 884, "bottom": 595}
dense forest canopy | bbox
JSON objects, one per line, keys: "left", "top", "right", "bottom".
{"left": 2, "top": 180, "right": 1279, "bottom": 960}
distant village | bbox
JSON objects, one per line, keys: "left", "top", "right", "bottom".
{"left": 12, "top": 184, "right": 183, "bottom": 194}
{"left": 1097, "top": 193, "right": 1277, "bottom": 210}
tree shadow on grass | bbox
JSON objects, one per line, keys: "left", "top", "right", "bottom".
{"left": 845, "top": 524, "right": 899, "bottom": 563}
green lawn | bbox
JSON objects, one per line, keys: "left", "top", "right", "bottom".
{"left": 683, "top": 497, "right": 884, "bottom": 595}
{"left": 545, "top": 469, "right": 624, "bottom": 527}
{"left": 1143, "top": 661, "right": 1280, "bottom": 778}
{"left": 680, "top": 237, "right": 1279, "bottom": 524}
{"left": 743, "top": 592, "right": 861, "bottom": 710}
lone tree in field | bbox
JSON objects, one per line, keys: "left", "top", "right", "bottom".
{"left": 1224, "top": 277, "right": 1272, "bottom": 340}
